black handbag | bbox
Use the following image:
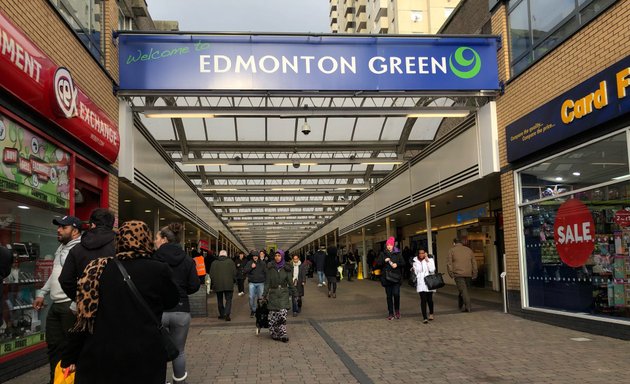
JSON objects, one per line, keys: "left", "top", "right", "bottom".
{"left": 408, "top": 271, "right": 417, "bottom": 287}
{"left": 424, "top": 273, "right": 445, "bottom": 290}
{"left": 113, "top": 259, "right": 180, "bottom": 361}
{"left": 384, "top": 268, "right": 402, "bottom": 283}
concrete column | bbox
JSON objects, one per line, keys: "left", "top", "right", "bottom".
{"left": 318, "top": 238, "right": 321, "bottom": 248}
{"left": 215, "top": 235, "right": 219, "bottom": 254}
{"left": 386, "top": 217, "right": 391, "bottom": 238}
{"left": 345, "top": 234, "right": 350, "bottom": 254}
{"left": 152, "top": 209, "right": 160, "bottom": 240}
{"left": 425, "top": 201, "right": 434, "bottom": 256}
{"left": 333, "top": 231, "right": 337, "bottom": 247}
{"left": 325, "top": 234, "right": 328, "bottom": 249}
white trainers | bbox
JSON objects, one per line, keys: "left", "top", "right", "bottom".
{"left": 322, "top": 281, "right": 327, "bottom": 286}
{"left": 317, "top": 284, "right": 322, "bottom": 287}
{"left": 238, "top": 292, "right": 245, "bottom": 296}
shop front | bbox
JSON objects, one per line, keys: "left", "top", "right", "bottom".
{"left": 0, "top": 10, "right": 119, "bottom": 374}
{"left": 508, "top": 56, "right": 630, "bottom": 327}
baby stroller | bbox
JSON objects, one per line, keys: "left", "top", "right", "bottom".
{"left": 255, "top": 298, "right": 269, "bottom": 335}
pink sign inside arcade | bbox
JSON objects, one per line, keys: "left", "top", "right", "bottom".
{"left": 553, "top": 199, "right": 596, "bottom": 267}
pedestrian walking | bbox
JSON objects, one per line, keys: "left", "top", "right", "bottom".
{"left": 314, "top": 245, "right": 327, "bottom": 287}
{"left": 447, "top": 238, "right": 477, "bottom": 312}
{"left": 345, "top": 251, "right": 356, "bottom": 282}
{"left": 376, "top": 237, "right": 405, "bottom": 320}
{"left": 33, "top": 216, "right": 82, "bottom": 384}
{"left": 153, "top": 223, "right": 200, "bottom": 384}
{"left": 263, "top": 250, "right": 296, "bottom": 342}
{"left": 244, "top": 252, "right": 267, "bottom": 317}
{"left": 59, "top": 208, "right": 116, "bottom": 302}
{"left": 412, "top": 249, "right": 436, "bottom": 324}
{"left": 324, "top": 247, "right": 339, "bottom": 298}
{"left": 208, "top": 249, "right": 237, "bottom": 321}
{"left": 60, "top": 220, "right": 179, "bottom": 384}
{"left": 290, "top": 254, "right": 306, "bottom": 316}
{"left": 234, "top": 252, "right": 247, "bottom": 296}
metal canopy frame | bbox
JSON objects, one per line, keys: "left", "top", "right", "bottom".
{"left": 124, "top": 59, "right": 494, "bottom": 250}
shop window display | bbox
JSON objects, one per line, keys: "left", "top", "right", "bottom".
{"left": 0, "top": 115, "right": 70, "bottom": 357}
{"left": 519, "top": 130, "right": 630, "bottom": 320}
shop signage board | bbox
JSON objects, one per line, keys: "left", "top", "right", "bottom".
{"left": 0, "top": 114, "right": 71, "bottom": 208}
{"left": 117, "top": 34, "right": 500, "bottom": 92}
{"left": 0, "top": 11, "right": 119, "bottom": 163}
{"left": 506, "top": 55, "right": 630, "bottom": 162}
{"left": 613, "top": 208, "right": 630, "bottom": 228}
{"left": 553, "top": 199, "right": 595, "bottom": 267}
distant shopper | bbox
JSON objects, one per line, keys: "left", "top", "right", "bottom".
{"left": 324, "top": 247, "right": 339, "bottom": 298}
{"left": 153, "top": 223, "right": 200, "bottom": 384}
{"left": 314, "top": 245, "right": 327, "bottom": 287}
{"left": 209, "top": 250, "right": 237, "bottom": 321}
{"left": 345, "top": 251, "right": 357, "bottom": 282}
{"left": 263, "top": 250, "right": 296, "bottom": 342}
{"left": 447, "top": 238, "right": 478, "bottom": 312}
{"left": 33, "top": 216, "right": 81, "bottom": 384}
{"left": 59, "top": 208, "right": 116, "bottom": 301}
{"left": 190, "top": 248, "right": 206, "bottom": 284}
{"left": 376, "top": 237, "right": 405, "bottom": 320}
{"left": 244, "top": 252, "right": 267, "bottom": 317}
{"left": 412, "top": 249, "right": 436, "bottom": 324}
{"left": 234, "top": 252, "right": 247, "bottom": 296}
{"left": 60, "top": 220, "right": 179, "bottom": 384}
{"left": 291, "top": 254, "right": 307, "bottom": 316}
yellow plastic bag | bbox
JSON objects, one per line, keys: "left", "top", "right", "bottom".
{"left": 53, "top": 361, "right": 75, "bottom": 384}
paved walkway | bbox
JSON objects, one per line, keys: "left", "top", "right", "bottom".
{"left": 6, "top": 276, "right": 628, "bottom": 384}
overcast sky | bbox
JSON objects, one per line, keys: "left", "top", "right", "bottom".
{"left": 145, "top": 0, "right": 330, "bottom": 33}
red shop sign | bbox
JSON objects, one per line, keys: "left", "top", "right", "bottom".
{"left": 0, "top": 11, "right": 119, "bottom": 163}
{"left": 553, "top": 199, "right": 595, "bottom": 267}
{"left": 614, "top": 208, "right": 630, "bottom": 228}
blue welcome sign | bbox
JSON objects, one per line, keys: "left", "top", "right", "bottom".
{"left": 117, "top": 34, "right": 500, "bottom": 92}
{"left": 506, "top": 55, "right": 630, "bottom": 163}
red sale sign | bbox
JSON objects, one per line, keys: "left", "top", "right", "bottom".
{"left": 554, "top": 199, "right": 595, "bottom": 267}
{"left": 614, "top": 208, "right": 630, "bottom": 228}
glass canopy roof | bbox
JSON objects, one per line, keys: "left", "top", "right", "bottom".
{"left": 127, "top": 94, "right": 489, "bottom": 250}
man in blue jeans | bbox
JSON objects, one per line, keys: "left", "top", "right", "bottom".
{"left": 244, "top": 252, "right": 267, "bottom": 317}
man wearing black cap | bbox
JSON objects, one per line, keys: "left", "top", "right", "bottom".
{"left": 32, "top": 215, "right": 82, "bottom": 384}
{"left": 59, "top": 208, "right": 116, "bottom": 301}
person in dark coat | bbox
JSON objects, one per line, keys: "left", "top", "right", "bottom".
{"left": 60, "top": 220, "right": 179, "bottom": 384}
{"left": 0, "top": 246, "right": 12, "bottom": 329}
{"left": 345, "top": 251, "right": 357, "bottom": 282}
{"left": 290, "top": 254, "right": 307, "bottom": 316}
{"left": 324, "top": 246, "right": 339, "bottom": 298}
{"left": 263, "top": 250, "right": 296, "bottom": 342}
{"left": 313, "top": 246, "right": 327, "bottom": 287}
{"left": 234, "top": 252, "right": 247, "bottom": 296}
{"left": 153, "top": 223, "right": 200, "bottom": 384}
{"left": 59, "top": 208, "right": 116, "bottom": 301}
{"left": 208, "top": 250, "right": 237, "bottom": 321}
{"left": 375, "top": 237, "right": 405, "bottom": 320}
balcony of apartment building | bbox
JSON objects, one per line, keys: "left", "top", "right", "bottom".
{"left": 375, "top": 0, "right": 387, "bottom": 21}
{"left": 355, "top": 0, "right": 367, "bottom": 15}
{"left": 373, "top": 16, "right": 388, "bottom": 34}
{"left": 356, "top": 12, "right": 367, "bottom": 32}
{"left": 344, "top": 6, "right": 355, "bottom": 16}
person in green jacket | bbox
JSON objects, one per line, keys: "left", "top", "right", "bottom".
{"left": 263, "top": 250, "right": 297, "bottom": 342}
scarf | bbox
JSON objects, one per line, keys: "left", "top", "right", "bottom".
{"left": 275, "top": 258, "right": 285, "bottom": 269}
{"left": 72, "top": 220, "right": 154, "bottom": 333}
{"left": 292, "top": 260, "right": 301, "bottom": 281}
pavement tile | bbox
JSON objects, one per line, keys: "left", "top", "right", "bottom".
{"left": 5, "top": 278, "right": 629, "bottom": 384}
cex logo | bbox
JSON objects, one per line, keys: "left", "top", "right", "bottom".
{"left": 53, "top": 67, "right": 78, "bottom": 118}
{"left": 449, "top": 47, "right": 481, "bottom": 79}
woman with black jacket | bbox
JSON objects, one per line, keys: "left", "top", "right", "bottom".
{"left": 324, "top": 246, "right": 339, "bottom": 298}
{"left": 376, "top": 237, "right": 405, "bottom": 320}
{"left": 154, "top": 223, "right": 200, "bottom": 384}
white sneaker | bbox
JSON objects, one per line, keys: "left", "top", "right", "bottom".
{"left": 323, "top": 281, "right": 327, "bottom": 286}
{"left": 317, "top": 284, "right": 322, "bottom": 287}
{"left": 238, "top": 292, "right": 245, "bottom": 296}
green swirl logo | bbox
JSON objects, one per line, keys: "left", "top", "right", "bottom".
{"left": 449, "top": 47, "right": 481, "bottom": 79}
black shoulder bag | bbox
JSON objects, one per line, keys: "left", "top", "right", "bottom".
{"left": 113, "top": 259, "right": 180, "bottom": 361}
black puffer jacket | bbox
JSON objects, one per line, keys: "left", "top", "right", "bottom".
{"left": 153, "top": 243, "right": 200, "bottom": 312}
{"left": 59, "top": 226, "right": 116, "bottom": 301}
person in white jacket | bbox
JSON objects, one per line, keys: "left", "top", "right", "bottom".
{"left": 412, "top": 249, "right": 436, "bottom": 324}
